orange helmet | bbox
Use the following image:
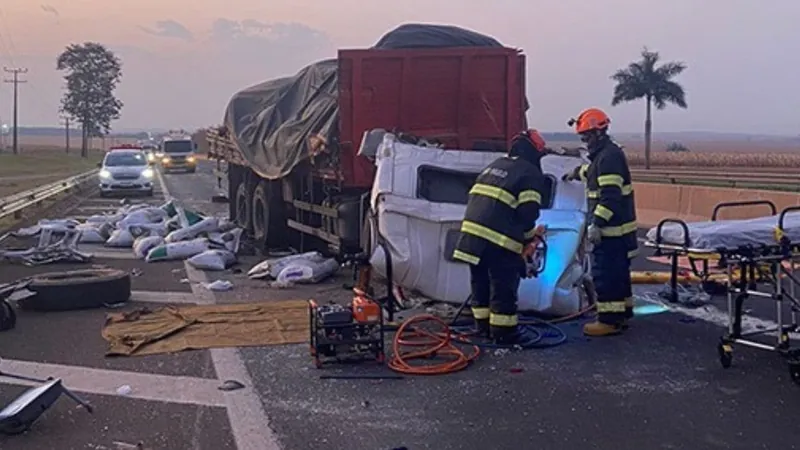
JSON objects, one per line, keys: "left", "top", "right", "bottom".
{"left": 513, "top": 129, "right": 547, "bottom": 152}
{"left": 568, "top": 108, "right": 611, "bottom": 134}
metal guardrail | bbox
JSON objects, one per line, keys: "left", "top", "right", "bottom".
{"left": 0, "top": 170, "right": 98, "bottom": 221}
{"left": 630, "top": 168, "right": 800, "bottom": 191}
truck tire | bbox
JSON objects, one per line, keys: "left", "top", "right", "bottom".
{"left": 234, "top": 181, "right": 252, "bottom": 231}
{"left": 20, "top": 269, "right": 131, "bottom": 312}
{"left": 0, "top": 299, "right": 16, "bottom": 331}
{"left": 251, "top": 180, "right": 288, "bottom": 250}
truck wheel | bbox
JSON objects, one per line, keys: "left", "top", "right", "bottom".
{"left": 234, "top": 181, "right": 252, "bottom": 231}
{"left": 252, "top": 180, "right": 287, "bottom": 250}
{"left": 20, "top": 268, "right": 131, "bottom": 312}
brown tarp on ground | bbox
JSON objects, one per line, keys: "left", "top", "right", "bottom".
{"left": 102, "top": 300, "right": 309, "bottom": 357}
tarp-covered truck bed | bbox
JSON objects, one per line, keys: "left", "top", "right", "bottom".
{"left": 215, "top": 23, "right": 527, "bottom": 187}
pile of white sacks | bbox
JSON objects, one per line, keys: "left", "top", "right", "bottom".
{"left": 73, "top": 200, "right": 241, "bottom": 271}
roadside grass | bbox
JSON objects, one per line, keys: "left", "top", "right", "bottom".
{"left": 0, "top": 147, "right": 103, "bottom": 197}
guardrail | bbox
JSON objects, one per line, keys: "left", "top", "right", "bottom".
{"left": 630, "top": 168, "right": 800, "bottom": 191}
{"left": 0, "top": 170, "right": 98, "bottom": 221}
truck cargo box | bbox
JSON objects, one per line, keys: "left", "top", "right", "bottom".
{"left": 214, "top": 24, "right": 527, "bottom": 188}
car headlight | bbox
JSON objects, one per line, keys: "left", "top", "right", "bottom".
{"left": 187, "top": 156, "right": 196, "bottom": 163}
{"left": 162, "top": 157, "right": 170, "bottom": 164}
{"left": 142, "top": 168, "right": 154, "bottom": 178}
{"left": 99, "top": 169, "right": 111, "bottom": 179}
{"left": 147, "top": 154, "right": 155, "bottom": 161}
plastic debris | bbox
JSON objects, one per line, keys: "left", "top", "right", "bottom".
{"left": 218, "top": 380, "right": 245, "bottom": 391}
{"left": 203, "top": 280, "right": 233, "bottom": 291}
{"left": 116, "top": 385, "right": 132, "bottom": 396}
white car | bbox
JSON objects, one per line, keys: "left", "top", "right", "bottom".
{"left": 98, "top": 150, "right": 155, "bottom": 197}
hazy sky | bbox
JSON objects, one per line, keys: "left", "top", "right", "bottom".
{"left": 3, "top": 0, "right": 799, "bottom": 134}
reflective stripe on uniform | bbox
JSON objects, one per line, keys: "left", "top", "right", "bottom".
{"left": 596, "top": 301, "right": 627, "bottom": 313}
{"left": 597, "top": 174, "right": 624, "bottom": 188}
{"left": 578, "top": 164, "right": 589, "bottom": 181}
{"left": 471, "top": 307, "right": 490, "bottom": 320}
{"left": 594, "top": 205, "right": 614, "bottom": 221}
{"left": 517, "top": 190, "right": 542, "bottom": 205}
{"left": 460, "top": 220, "right": 524, "bottom": 254}
{"left": 469, "top": 183, "right": 518, "bottom": 208}
{"left": 490, "top": 313, "right": 518, "bottom": 327}
{"left": 453, "top": 249, "right": 480, "bottom": 265}
{"left": 587, "top": 185, "right": 633, "bottom": 198}
{"left": 624, "top": 297, "right": 634, "bottom": 308}
{"left": 523, "top": 226, "right": 538, "bottom": 239}
{"left": 599, "top": 221, "right": 637, "bottom": 237}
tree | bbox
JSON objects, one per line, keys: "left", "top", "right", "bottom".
{"left": 611, "top": 47, "right": 687, "bottom": 169}
{"left": 56, "top": 42, "right": 123, "bottom": 157}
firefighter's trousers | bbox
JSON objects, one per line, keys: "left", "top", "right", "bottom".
{"left": 468, "top": 246, "right": 523, "bottom": 338}
{"left": 591, "top": 238, "right": 633, "bottom": 325}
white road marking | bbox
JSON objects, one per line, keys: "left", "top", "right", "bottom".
{"left": 76, "top": 244, "right": 138, "bottom": 260}
{"left": 157, "top": 166, "right": 282, "bottom": 450}
{"left": 0, "top": 359, "right": 226, "bottom": 407}
{"left": 131, "top": 290, "right": 198, "bottom": 304}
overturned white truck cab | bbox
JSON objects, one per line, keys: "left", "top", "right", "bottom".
{"left": 364, "top": 132, "right": 591, "bottom": 316}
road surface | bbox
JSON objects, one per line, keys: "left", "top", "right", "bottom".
{"left": 1, "top": 160, "right": 798, "bottom": 449}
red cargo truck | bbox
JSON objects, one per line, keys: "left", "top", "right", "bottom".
{"left": 207, "top": 44, "right": 527, "bottom": 256}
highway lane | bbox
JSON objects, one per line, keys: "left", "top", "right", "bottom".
{"left": 3, "top": 161, "right": 800, "bottom": 449}
{"left": 181, "top": 162, "right": 800, "bottom": 450}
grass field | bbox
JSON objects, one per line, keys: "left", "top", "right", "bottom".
{"left": 0, "top": 146, "right": 103, "bottom": 197}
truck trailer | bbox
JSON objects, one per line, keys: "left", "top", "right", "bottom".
{"left": 206, "top": 24, "right": 528, "bottom": 256}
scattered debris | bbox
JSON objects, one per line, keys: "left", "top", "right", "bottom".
{"left": 187, "top": 249, "right": 236, "bottom": 271}
{"left": 218, "top": 380, "right": 245, "bottom": 391}
{"left": 203, "top": 280, "right": 232, "bottom": 291}
{"left": 116, "top": 385, "right": 133, "bottom": 396}
{"left": 0, "top": 226, "right": 92, "bottom": 266}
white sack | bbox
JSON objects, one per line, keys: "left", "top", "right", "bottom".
{"left": 165, "top": 217, "right": 220, "bottom": 243}
{"left": 187, "top": 250, "right": 236, "bottom": 271}
{"left": 275, "top": 258, "right": 339, "bottom": 284}
{"left": 105, "top": 228, "right": 135, "bottom": 248}
{"left": 133, "top": 235, "right": 165, "bottom": 259}
{"left": 146, "top": 238, "right": 209, "bottom": 262}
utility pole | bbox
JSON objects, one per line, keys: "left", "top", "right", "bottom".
{"left": 60, "top": 115, "right": 70, "bottom": 153}
{"left": 4, "top": 67, "right": 27, "bottom": 155}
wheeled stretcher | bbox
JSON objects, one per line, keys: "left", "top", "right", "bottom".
{"left": 644, "top": 200, "right": 800, "bottom": 384}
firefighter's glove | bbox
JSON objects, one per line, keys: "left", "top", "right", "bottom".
{"left": 562, "top": 166, "right": 581, "bottom": 182}
{"left": 586, "top": 224, "right": 602, "bottom": 244}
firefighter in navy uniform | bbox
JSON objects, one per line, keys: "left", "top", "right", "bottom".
{"left": 452, "top": 129, "right": 549, "bottom": 346}
{"left": 563, "top": 108, "right": 638, "bottom": 336}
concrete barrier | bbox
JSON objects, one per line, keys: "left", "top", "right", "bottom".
{"left": 634, "top": 182, "right": 800, "bottom": 227}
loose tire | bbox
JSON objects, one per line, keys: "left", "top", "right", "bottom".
{"left": 21, "top": 268, "right": 131, "bottom": 312}
{"left": 0, "top": 299, "right": 16, "bottom": 331}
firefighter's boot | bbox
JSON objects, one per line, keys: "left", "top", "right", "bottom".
{"left": 583, "top": 321, "right": 624, "bottom": 337}
{"left": 473, "top": 318, "right": 490, "bottom": 338}
{"left": 492, "top": 325, "right": 540, "bottom": 348}
{"left": 622, "top": 297, "right": 634, "bottom": 329}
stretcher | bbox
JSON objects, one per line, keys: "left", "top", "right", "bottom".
{"left": 644, "top": 200, "right": 800, "bottom": 384}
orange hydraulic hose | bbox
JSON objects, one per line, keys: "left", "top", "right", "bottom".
{"left": 388, "top": 314, "right": 480, "bottom": 375}
{"left": 387, "top": 305, "right": 597, "bottom": 375}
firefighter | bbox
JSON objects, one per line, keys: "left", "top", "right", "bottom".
{"left": 563, "top": 108, "right": 638, "bottom": 336}
{"left": 452, "top": 129, "right": 549, "bottom": 346}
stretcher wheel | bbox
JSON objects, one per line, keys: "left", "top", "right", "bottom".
{"left": 717, "top": 342, "right": 733, "bottom": 369}
{"left": 788, "top": 360, "right": 800, "bottom": 385}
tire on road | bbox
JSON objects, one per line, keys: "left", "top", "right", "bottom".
{"left": 251, "top": 179, "right": 288, "bottom": 251}
{"left": 21, "top": 268, "right": 131, "bottom": 312}
{"left": 0, "top": 299, "right": 16, "bottom": 331}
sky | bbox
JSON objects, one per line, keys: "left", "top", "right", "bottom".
{"left": 2, "top": 0, "right": 799, "bottom": 134}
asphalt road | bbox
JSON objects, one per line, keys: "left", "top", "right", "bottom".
{"left": 3, "top": 160, "right": 800, "bottom": 449}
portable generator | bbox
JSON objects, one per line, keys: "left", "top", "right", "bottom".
{"left": 308, "top": 293, "right": 385, "bottom": 368}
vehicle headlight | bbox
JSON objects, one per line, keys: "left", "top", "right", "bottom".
{"left": 142, "top": 168, "right": 154, "bottom": 178}
{"left": 99, "top": 169, "right": 111, "bottom": 179}
{"left": 147, "top": 153, "right": 155, "bottom": 161}
{"left": 162, "top": 157, "right": 170, "bottom": 164}
{"left": 187, "top": 156, "right": 196, "bottom": 163}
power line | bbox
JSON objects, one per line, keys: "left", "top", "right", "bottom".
{"left": 4, "top": 67, "right": 26, "bottom": 155}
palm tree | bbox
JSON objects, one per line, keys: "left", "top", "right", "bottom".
{"left": 611, "top": 47, "right": 687, "bottom": 169}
